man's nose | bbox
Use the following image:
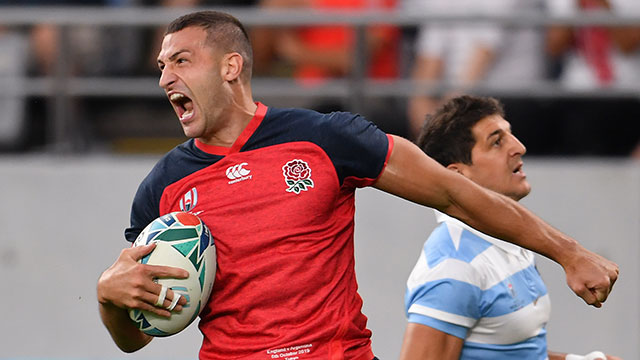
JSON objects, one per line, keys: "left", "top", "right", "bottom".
{"left": 159, "top": 67, "right": 177, "bottom": 89}
{"left": 510, "top": 134, "right": 527, "bottom": 156}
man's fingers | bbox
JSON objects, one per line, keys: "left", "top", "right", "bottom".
{"left": 118, "top": 243, "right": 190, "bottom": 315}
{"left": 577, "top": 287, "right": 599, "bottom": 307}
{"left": 127, "top": 242, "right": 157, "bottom": 260}
{"left": 170, "top": 288, "right": 188, "bottom": 306}
{"left": 150, "top": 284, "right": 187, "bottom": 311}
{"left": 166, "top": 293, "right": 182, "bottom": 311}
{"left": 608, "top": 265, "right": 619, "bottom": 291}
{"left": 136, "top": 299, "right": 172, "bottom": 318}
{"left": 586, "top": 271, "right": 615, "bottom": 305}
{"left": 566, "top": 249, "right": 619, "bottom": 308}
{"left": 154, "top": 284, "right": 168, "bottom": 307}
{"left": 125, "top": 287, "right": 172, "bottom": 317}
{"left": 126, "top": 241, "right": 190, "bottom": 279}
{"left": 591, "top": 284, "right": 610, "bottom": 304}
{"left": 154, "top": 285, "right": 183, "bottom": 311}
{"left": 570, "top": 280, "right": 602, "bottom": 307}
{"left": 145, "top": 263, "right": 189, "bottom": 279}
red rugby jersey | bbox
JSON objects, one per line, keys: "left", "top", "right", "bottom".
{"left": 125, "top": 103, "right": 393, "bottom": 359}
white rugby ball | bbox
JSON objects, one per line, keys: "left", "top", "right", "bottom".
{"left": 128, "top": 211, "right": 216, "bottom": 337}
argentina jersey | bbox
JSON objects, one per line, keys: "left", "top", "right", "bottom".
{"left": 405, "top": 211, "right": 551, "bottom": 360}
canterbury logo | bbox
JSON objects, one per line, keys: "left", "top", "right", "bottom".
{"left": 226, "top": 162, "right": 252, "bottom": 184}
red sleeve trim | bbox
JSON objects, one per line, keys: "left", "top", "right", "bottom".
{"left": 371, "top": 134, "right": 394, "bottom": 183}
{"left": 380, "top": 134, "right": 394, "bottom": 178}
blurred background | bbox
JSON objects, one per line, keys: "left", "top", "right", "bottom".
{"left": 0, "top": 0, "right": 639, "bottom": 156}
{"left": 0, "top": 1, "right": 638, "bottom": 359}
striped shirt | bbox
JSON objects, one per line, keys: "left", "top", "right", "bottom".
{"left": 405, "top": 211, "right": 551, "bottom": 359}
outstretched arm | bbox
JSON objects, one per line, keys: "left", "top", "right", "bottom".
{"left": 374, "top": 136, "right": 619, "bottom": 307}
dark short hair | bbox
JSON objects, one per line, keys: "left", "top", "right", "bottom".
{"left": 166, "top": 10, "right": 253, "bottom": 80}
{"left": 416, "top": 95, "right": 505, "bottom": 166}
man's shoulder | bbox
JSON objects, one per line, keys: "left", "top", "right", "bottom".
{"left": 151, "top": 139, "right": 196, "bottom": 172}
{"left": 260, "top": 105, "right": 385, "bottom": 148}
{"left": 424, "top": 222, "right": 493, "bottom": 265}
{"left": 141, "top": 139, "right": 219, "bottom": 187}
{"left": 266, "top": 106, "right": 359, "bottom": 126}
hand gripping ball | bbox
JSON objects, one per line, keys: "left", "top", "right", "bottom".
{"left": 128, "top": 211, "right": 216, "bottom": 336}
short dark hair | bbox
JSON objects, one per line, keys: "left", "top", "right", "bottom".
{"left": 166, "top": 10, "right": 253, "bottom": 80}
{"left": 416, "top": 95, "right": 505, "bottom": 166}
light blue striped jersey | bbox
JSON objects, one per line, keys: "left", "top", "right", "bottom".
{"left": 405, "top": 211, "right": 551, "bottom": 360}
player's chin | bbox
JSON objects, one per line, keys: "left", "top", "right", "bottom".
{"left": 513, "top": 184, "right": 532, "bottom": 200}
{"left": 180, "top": 123, "right": 200, "bottom": 139}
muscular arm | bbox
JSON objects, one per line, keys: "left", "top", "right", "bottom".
{"left": 374, "top": 136, "right": 618, "bottom": 306}
{"left": 99, "top": 301, "right": 153, "bottom": 352}
{"left": 375, "top": 136, "right": 575, "bottom": 262}
{"left": 399, "top": 323, "right": 463, "bottom": 360}
{"left": 97, "top": 244, "right": 188, "bottom": 352}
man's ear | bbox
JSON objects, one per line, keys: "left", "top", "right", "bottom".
{"left": 221, "top": 52, "right": 243, "bottom": 81}
{"left": 446, "top": 163, "right": 462, "bottom": 174}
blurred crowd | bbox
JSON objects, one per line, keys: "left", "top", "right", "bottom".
{"left": 0, "top": 0, "right": 639, "bottom": 157}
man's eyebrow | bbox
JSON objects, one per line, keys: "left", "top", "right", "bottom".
{"left": 486, "top": 125, "right": 514, "bottom": 142}
{"left": 486, "top": 128, "right": 503, "bottom": 141}
{"left": 158, "top": 49, "right": 191, "bottom": 65}
{"left": 169, "top": 49, "right": 190, "bottom": 61}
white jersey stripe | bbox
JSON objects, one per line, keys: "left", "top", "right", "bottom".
{"left": 408, "top": 303, "right": 477, "bottom": 328}
{"left": 466, "top": 294, "right": 551, "bottom": 344}
{"left": 407, "top": 257, "right": 482, "bottom": 291}
{"left": 407, "top": 242, "right": 536, "bottom": 292}
{"left": 470, "top": 245, "right": 536, "bottom": 289}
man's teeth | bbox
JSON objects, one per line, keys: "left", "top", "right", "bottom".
{"left": 170, "top": 93, "right": 185, "bottom": 102}
{"left": 180, "top": 109, "right": 193, "bottom": 120}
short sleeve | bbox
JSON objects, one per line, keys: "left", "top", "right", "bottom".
{"left": 407, "top": 313, "right": 469, "bottom": 339}
{"left": 315, "top": 112, "right": 391, "bottom": 187}
{"left": 124, "top": 177, "right": 161, "bottom": 243}
{"left": 405, "top": 263, "right": 482, "bottom": 339}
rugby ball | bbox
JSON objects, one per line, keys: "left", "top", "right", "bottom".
{"left": 128, "top": 211, "right": 216, "bottom": 337}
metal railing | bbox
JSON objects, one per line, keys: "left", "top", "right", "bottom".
{"left": 1, "top": 6, "right": 639, "bottom": 152}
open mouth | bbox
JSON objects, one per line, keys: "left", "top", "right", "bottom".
{"left": 169, "top": 93, "right": 194, "bottom": 121}
{"left": 512, "top": 163, "right": 524, "bottom": 174}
